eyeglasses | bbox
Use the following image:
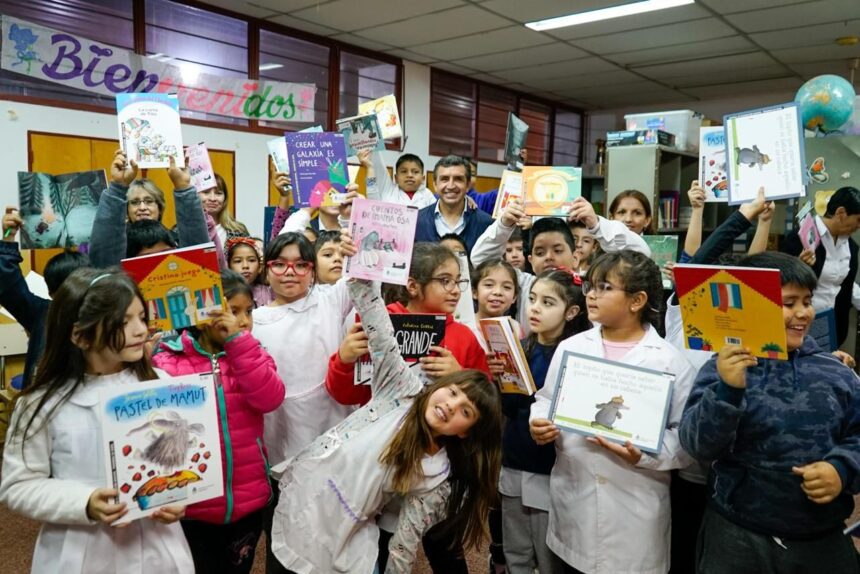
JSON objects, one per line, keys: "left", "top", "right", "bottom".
{"left": 429, "top": 276, "right": 470, "bottom": 293}
{"left": 581, "top": 280, "right": 624, "bottom": 298}
{"left": 266, "top": 259, "right": 314, "bottom": 277}
{"left": 129, "top": 198, "right": 157, "bottom": 207}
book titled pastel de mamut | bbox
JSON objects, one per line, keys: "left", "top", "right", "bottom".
{"left": 345, "top": 197, "right": 418, "bottom": 285}
{"left": 523, "top": 166, "right": 582, "bottom": 216}
{"left": 99, "top": 373, "right": 224, "bottom": 524}
{"left": 116, "top": 92, "right": 184, "bottom": 169}
{"left": 285, "top": 131, "right": 349, "bottom": 208}
{"left": 121, "top": 243, "right": 225, "bottom": 333}
{"left": 673, "top": 264, "right": 787, "bottom": 360}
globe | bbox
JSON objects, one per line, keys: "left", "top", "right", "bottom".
{"left": 795, "top": 74, "right": 856, "bottom": 132}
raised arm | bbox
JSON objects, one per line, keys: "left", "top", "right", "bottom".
{"left": 168, "top": 156, "right": 208, "bottom": 247}
{"left": 369, "top": 150, "right": 399, "bottom": 202}
{"left": 471, "top": 199, "right": 526, "bottom": 266}
{"left": 0, "top": 212, "right": 48, "bottom": 333}
{"left": 568, "top": 197, "right": 650, "bottom": 256}
{"left": 89, "top": 149, "right": 135, "bottom": 267}
{"left": 748, "top": 199, "right": 774, "bottom": 256}
{"left": 683, "top": 181, "right": 706, "bottom": 258}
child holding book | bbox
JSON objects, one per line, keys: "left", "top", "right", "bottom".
{"left": 472, "top": 258, "right": 521, "bottom": 349}
{"left": 227, "top": 236, "right": 273, "bottom": 307}
{"left": 680, "top": 251, "right": 860, "bottom": 574}
{"left": 499, "top": 268, "right": 591, "bottom": 574}
{"left": 529, "top": 251, "right": 696, "bottom": 574}
{"left": 152, "top": 270, "right": 284, "bottom": 573}
{"left": 270, "top": 273, "right": 502, "bottom": 573}
{"left": 363, "top": 149, "right": 437, "bottom": 208}
{"left": 608, "top": 189, "right": 654, "bottom": 235}
{"left": 0, "top": 269, "right": 192, "bottom": 573}
{"left": 314, "top": 230, "right": 344, "bottom": 285}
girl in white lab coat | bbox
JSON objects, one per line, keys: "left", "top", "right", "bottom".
{"left": 0, "top": 269, "right": 192, "bottom": 574}
{"left": 530, "top": 251, "right": 696, "bottom": 574}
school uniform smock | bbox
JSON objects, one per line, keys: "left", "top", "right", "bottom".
{"left": 370, "top": 151, "right": 437, "bottom": 209}
{"left": 0, "top": 369, "right": 193, "bottom": 574}
{"left": 530, "top": 326, "right": 696, "bottom": 574}
{"left": 271, "top": 279, "right": 451, "bottom": 574}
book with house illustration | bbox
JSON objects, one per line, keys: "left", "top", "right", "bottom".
{"left": 121, "top": 243, "right": 224, "bottom": 333}
{"left": 17, "top": 169, "right": 106, "bottom": 249}
{"left": 724, "top": 102, "right": 806, "bottom": 205}
{"left": 186, "top": 142, "right": 216, "bottom": 191}
{"left": 522, "top": 166, "right": 582, "bottom": 216}
{"left": 336, "top": 112, "right": 385, "bottom": 156}
{"left": 504, "top": 113, "right": 529, "bottom": 171}
{"left": 99, "top": 372, "right": 224, "bottom": 524}
{"left": 358, "top": 94, "right": 402, "bottom": 140}
{"left": 491, "top": 169, "right": 525, "bottom": 219}
{"left": 549, "top": 351, "right": 675, "bottom": 454}
{"left": 699, "top": 126, "right": 728, "bottom": 202}
{"left": 116, "top": 93, "right": 184, "bottom": 169}
{"left": 344, "top": 196, "right": 418, "bottom": 285}
{"left": 479, "top": 317, "right": 535, "bottom": 395}
{"left": 355, "top": 313, "right": 447, "bottom": 385}
{"left": 673, "top": 264, "right": 787, "bottom": 360}
{"left": 285, "top": 131, "right": 349, "bottom": 208}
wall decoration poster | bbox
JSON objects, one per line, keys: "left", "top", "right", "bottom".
{"left": 285, "top": 131, "right": 349, "bottom": 208}
{"left": 99, "top": 373, "right": 224, "bottom": 524}
{"left": 522, "top": 166, "right": 582, "bottom": 216}
{"left": 796, "top": 201, "right": 821, "bottom": 252}
{"left": 345, "top": 197, "right": 418, "bottom": 285}
{"left": 549, "top": 351, "right": 675, "bottom": 454}
{"left": 724, "top": 103, "right": 806, "bottom": 205}
{"left": 699, "top": 126, "right": 728, "bottom": 202}
{"left": 17, "top": 169, "right": 106, "bottom": 249}
{"left": 804, "top": 136, "right": 860, "bottom": 215}
{"left": 492, "top": 169, "right": 524, "bottom": 219}
{"left": 504, "top": 113, "right": 529, "bottom": 170}
{"left": 358, "top": 94, "right": 402, "bottom": 140}
{"left": 186, "top": 143, "right": 216, "bottom": 192}
{"left": 116, "top": 92, "right": 184, "bottom": 169}
{"left": 673, "top": 264, "right": 787, "bottom": 360}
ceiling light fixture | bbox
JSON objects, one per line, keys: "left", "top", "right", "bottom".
{"left": 259, "top": 63, "right": 284, "bottom": 71}
{"left": 525, "top": 0, "right": 695, "bottom": 32}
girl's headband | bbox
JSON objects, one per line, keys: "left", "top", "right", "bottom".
{"left": 226, "top": 236, "right": 263, "bottom": 259}
{"left": 553, "top": 266, "right": 583, "bottom": 286}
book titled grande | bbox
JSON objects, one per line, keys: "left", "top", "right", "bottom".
{"left": 355, "top": 313, "right": 447, "bottom": 385}
{"left": 121, "top": 243, "right": 225, "bottom": 333}
{"left": 285, "top": 131, "right": 349, "bottom": 208}
{"left": 345, "top": 197, "right": 418, "bottom": 286}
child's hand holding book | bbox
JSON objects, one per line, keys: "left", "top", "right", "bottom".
{"left": 530, "top": 418, "right": 560, "bottom": 446}
{"left": 86, "top": 487, "right": 127, "bottom": 525}
{"left": 716, "top": 345, "right": 758, "bottom": 388}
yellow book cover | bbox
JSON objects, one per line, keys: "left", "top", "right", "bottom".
{"left": 674, "top": 264, "right": 787, "bottom": 360}
{"left": 121, "top": 243, "right": 224, "bottom": 333}
{"left": 358, "top": 94, "right": 402, "bottom": 140}
{"left": 523, "top": 166, "right": 582, "bottom": 216}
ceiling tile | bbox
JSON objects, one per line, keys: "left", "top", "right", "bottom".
{"left": 477, "top": 0, "right": 626, "bottom": 23}
{"left": 723, "top": 0, "right": 860, "bottom": 33}
{"left": 354, "top": 5, "right": 510, "bottom": 46}
{"left": 492, "top": 57, "right": 621, "bottom": 83}
{"left": 249, "top": 0, "right": 333, "bottom": 13}
{"left": 682, "top": 77, "right": 803, "bottom": 99}
{"left": 198, "top": 0, "right": 277, "bottom": 18}
{"left": 788, "top": 60, "right": 860, "bottom": 79}
{"left": 772, "top": 44, "right": 860, "bottom": 64}
{"left": 699, "top": 0, "right": 810, "bottom": 15}
{"left": 452, "top": 42, "right": 588, "bottom": 71}
{"left": 329, "top": 33, "right": 395, "bottom": 52}
{"left": 583, "top": 89, "right": 697, "bottom": 109}
{"left": 289, "top": 0, "right": 463, "bottom": 32}
{"left": 663, "top": 65, "right": 794, "bottom": 88}
{"left": 609, "top": 36, "right": 755, "bottom": 66}
{"left": 556, "top": 80, "right": 672, "bottom": 99}
{"left": 406, "top": 25, "right": 550, "bottom": 60}
{"left": 266, "top": 13, "right": 341, "bottom": 35}
{"left": 536, "top": 69, "right": 646, "bottom": 91}
{"left": 431, "top": 62, "right": 480, "bottom": 76}
{"left": 468, "top": 72, "right": 510, "bottom": 83}
{"left": 634, "top": 52, "right": 777, "bottom": 80}
{"left": 751, "top": 19, "right": 860, "bottom": 50}
{"left": 546, "top": 4, "right": 712, "bottom": 41}
{"left": 383, "top": 49, "right": 438, "bottom": 64}
{"left": 571, "top": 18, "right": 737, "bottom": 54}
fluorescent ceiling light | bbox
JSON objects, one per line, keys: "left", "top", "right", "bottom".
{"left": 526, "top": 0, "right": 695, "bottom": 31}
{"left": 259, "top": 63, "right": 284, "bottom": 71}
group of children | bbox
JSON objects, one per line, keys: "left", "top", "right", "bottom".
{"left": 0, "top": 142, "right": 859, "bottom": 574}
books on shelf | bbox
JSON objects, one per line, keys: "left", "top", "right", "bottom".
{"left": 285, "top": 131, "right": 349, "bottom": 208}
{"left": 478, "top": 317, "right": 535, "bottom": 395}
{"left": 186, "top": 143, "right": 216, "bottom": 191}
{"left": 344, "top": 197, "right": 419, "bottom": 286}
{"left": 358, "top": 94, "right": 402, "bottom": 140}
{"left": 522, "top": 166, "right": 582, "bottom": 216}
{"left": 116, "top": 93, "right": 183, "bottom": 169}
{"left": 658, "top": 191, "right": 679, "bottom": 230}
{"left": 355, "top": 313, "right": 446, "bottom": 385}
{"left": 336, "top": 113, "right": 385, "bottom": 157}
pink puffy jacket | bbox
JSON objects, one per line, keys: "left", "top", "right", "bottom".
{"left": 153, "top": 330, "right": 285, "bottom": 524}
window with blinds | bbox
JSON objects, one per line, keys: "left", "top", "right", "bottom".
{"left": 476, "top": 84, "right": 516, "bottom": 163}
{"left": 553, "top": 110, "right": 583, "bottom": 166}
{"left": 429, "top": 69, "right": 476, "bottom": 158}
{"left": 519, "top": 99, "right": 552, "bottom": 166}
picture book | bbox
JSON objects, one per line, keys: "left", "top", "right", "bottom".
{"left": 504, "top": 113, "right": 529, "bottom": 171}
{"left": 809, "top": 308, "right": 837, "bottom": 352}
{"left": 99, "top": 372, "right": 224, "bottom": 524}
{"left": 355, "top": 313, "right": 446, "bottom": 385}
{"left": 491, "top": 169, "right": 524, "bottom": 219}
{"left": 344, "top": 196, "right": 418, "bottom": 285}
{"left": 724, "top": 103, "right": 806, "bottom": 205}
{"left": 522, "top": 166, "right": 582, "bottom": 216}
{"left": 186, "top": 142, "right": 216, "bottom": 191}
{"left": 121, "top": 243, "right": 225, "bottom": 333}
{"left": 359, "top": 94, "right": 402, "bottom": 140}
{"left": 116, "top": 93, "right": 184, "bottom": 169}
{"left": 285, "top": 131, "right": 349, "bottom": 208}
{"left": 479, "top": 317, "right": 535, "bottom": 395}
{"left": 549, "top": 351, "right": 675, "bottom": 454}
{"left": 796, "top": 200, "right": 821, "bottom": 252}
{"left": 673, "top": 264, "right": 787, "bottom": 360}
{"left": 17, "top": 169, "right": 106, "bottom": 249}
{"left": 453, "top": 249, "right": 476, "bottom": 329}
{"left": 336, "top": 112, "right": 385, "bottom": 156}
{"left": 268, "top": 125, "right": 324, "bottom": 174}
{"left": 699, "top": 126, "right": 728, "bottom": 202}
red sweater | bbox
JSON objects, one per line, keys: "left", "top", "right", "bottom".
{"left": 325, "top": 301, "right": 490, "bottom": 406}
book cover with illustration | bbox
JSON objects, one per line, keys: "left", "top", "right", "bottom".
{"left": 336, "top": 112, "right": 385, "bottom": 156}
{"left": 116, "top": 93, "right": 184, "bottom": 169}
{"left": 355, "top": 313, "right": 446, "bottom": 385}
{"left": 479, "top": 317, "right": 535, "bottom": 395}
{"left": 673, "top": 264, "right": 787, "bottom": 359}
{"left": 285, "top": 131, "right": 349, "bottom": 208}
{"left": 345, "top": 196, "right": 418, "bottom": 285}
{"left": 17, "top": 169, "right": 106, "bottom": 249}
{"left": 186, "top": 143, "right": 216, "bottom": 191}
{"left": 492, "top": 169, "right": 524, "bottom": 219}
{"left": 358, "top": 94, "right": 402, "bottom": 140}
{"left": 522, "top": 166, "right": 582, "bottom": 216}
{"left": 724, "top": 103, "right": 806, "bottom": 205}
{"left": 504, "top": 113, "right": 529, "bottom": 171}
{"left": 99, "top": 372, "right": 224, "bottom": 524}
{"left": 643, "top": 234, "right": 678, "bottom": 288}
{"left": 268, "top": 126, "right": 324, "bottom": 174}
{"left": 121, "top": 243, "right": 224, "bottom": 333}
{"left": 796, "top": 200, "right": 821, "bottom": 252}
{"left": 549, "top": 351, "right": 675, "bottom": 454}
{"left": 699, "top": 126, "right": 728, "bottom": 202}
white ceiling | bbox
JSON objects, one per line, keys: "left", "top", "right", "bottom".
{"left": 198, "top": 0, "right": 860, "bottom": 110}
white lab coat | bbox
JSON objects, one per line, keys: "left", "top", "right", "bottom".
{"left": 253, "top": 279, "right": 355, "bottom": 468}
{"left": 0, "top": 369, "right": 193, "bottom": 574}
{"left": 531, "top": 326, "right": 695, "bottom": 574}
{"left": 369, "top": 151, "right": 437, "bottom": 209}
